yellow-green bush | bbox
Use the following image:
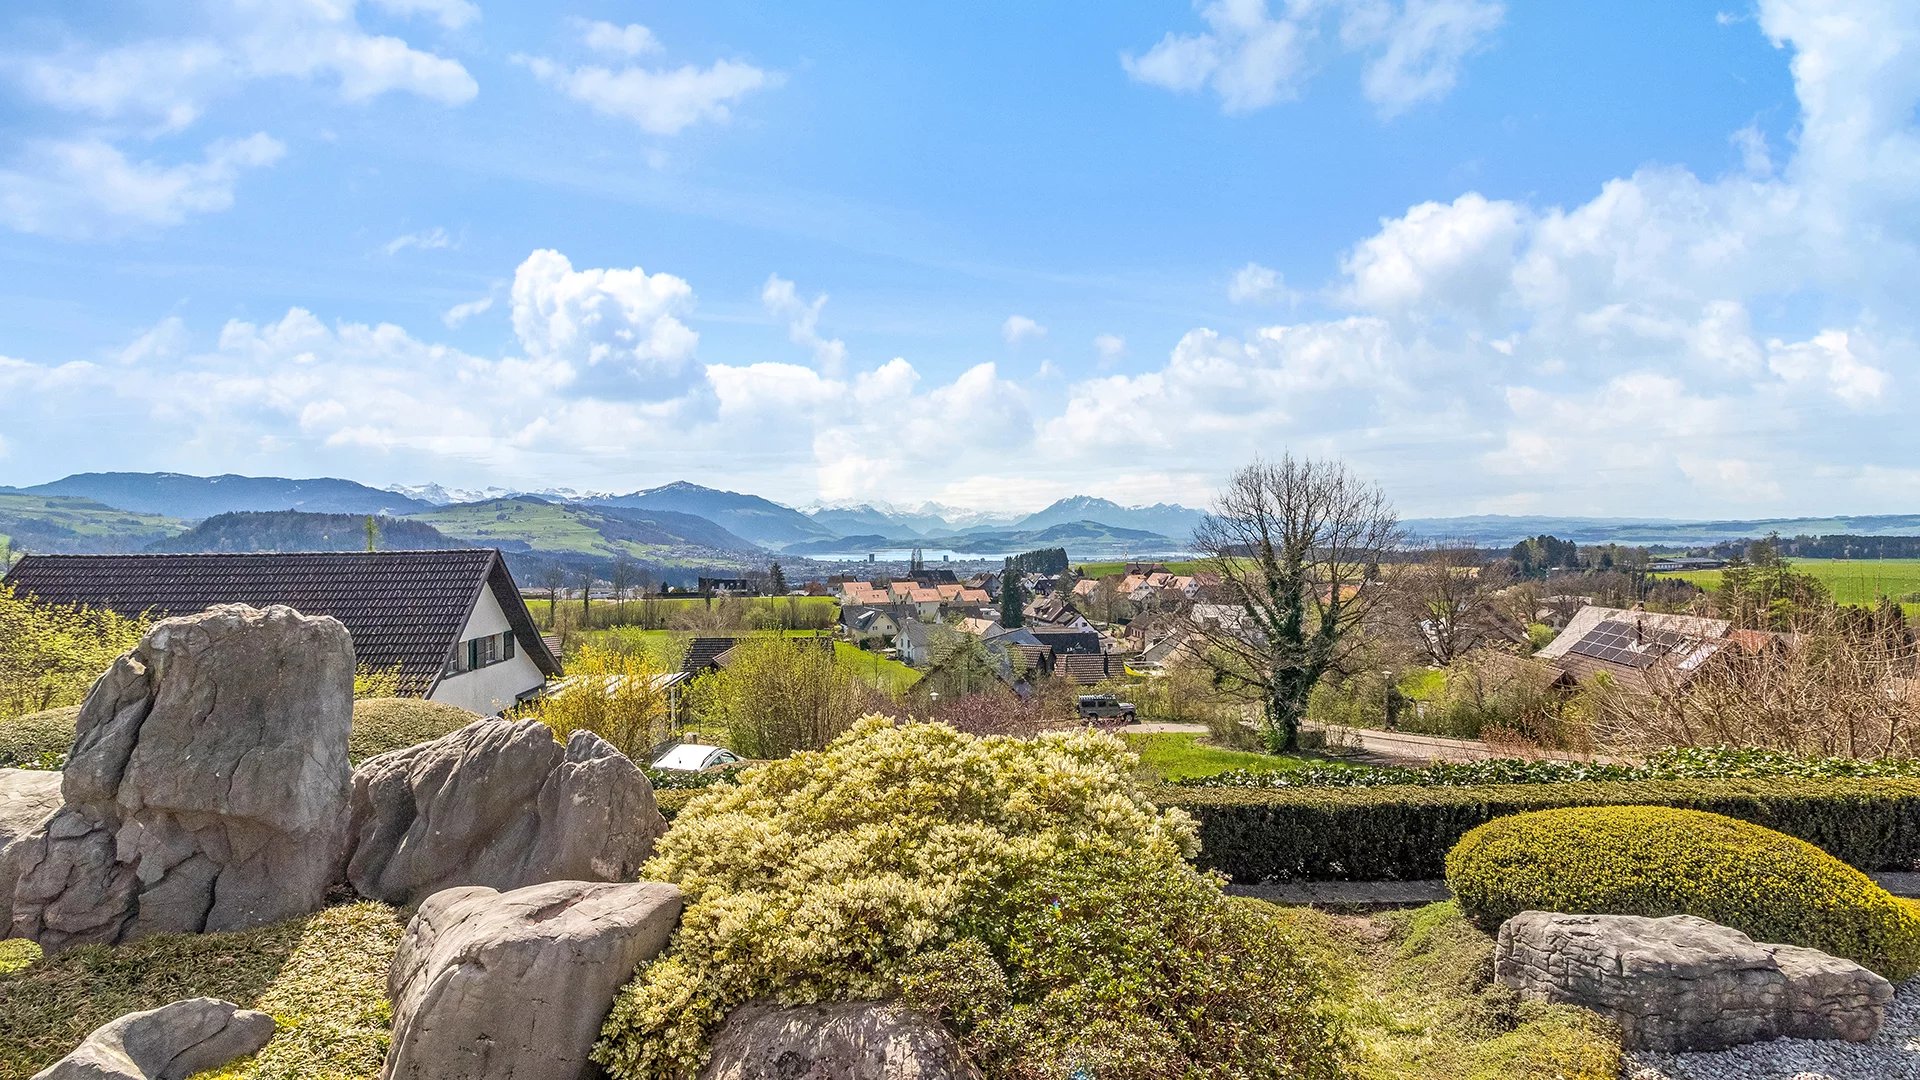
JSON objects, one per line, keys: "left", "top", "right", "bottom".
{"left": 348, "top": 697, "right": 480, "bottom": 764}
{"left": 1446, "top": 806, "right": 1920, "bottom": 979}
{"left": 595, "top": 716, "right": 1348, "bottom": 1080}
{"left": 0, "top": 706, "right": 79, "bottom": 768}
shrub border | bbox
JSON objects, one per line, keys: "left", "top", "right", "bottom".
{"left": 1157, "top": 777, "right": 1920, "bottom": 883}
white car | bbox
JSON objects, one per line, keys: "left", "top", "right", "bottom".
{"left": 651, "top": 743, "right": 743, "bottom": 772}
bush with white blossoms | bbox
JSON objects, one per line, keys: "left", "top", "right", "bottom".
{"left": 594, "top": 715, "right": 1347, "bottom": 1080}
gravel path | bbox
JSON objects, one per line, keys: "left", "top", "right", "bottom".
{"left": 1624, "top": 977, "right": 1920, "bottom": 1080}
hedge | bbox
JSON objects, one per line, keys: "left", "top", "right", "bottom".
{"left": 1159, "top": 777, "right": 1920, "bottom": 883}
{"left": 1446, "top": 806, "right": 1920, "bottom": 979}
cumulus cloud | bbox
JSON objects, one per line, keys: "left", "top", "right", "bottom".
{"left": 761, "top": 274, "right": 848, "bottom": 375}
{"left": 1124, "top": 0, "right": 1504, "bottom": 117}
{"left": 1002, "top": 315, "right": 1046, "bottom": 345}
{"left": 0, "top": 134, "right": 284, "bottom": 238}
{"left": 1094, "top": 333, "right": 1127, "bottom": 364}
{"left": 519, "top": 24, "right": 776, "bottom": 136}
{"left": 509, "top": 249, "right": 699, "bottom": 394}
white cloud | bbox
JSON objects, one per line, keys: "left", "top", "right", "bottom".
{"left": 760, "top": 274, "right": 847, "bottom": 375}
{"left": 0, "top": 134, "right": 284, "bottom": 238}
{"left": 1766, "top": 329, "right": 1887, "bottom": 407}
{"left": 1339, "top": 192, "right": 1526, "bottom": 316}
{"left": 13, "top": 1, "right": 477, "bottom": 132}
{"left": 384, "top": 226, "right": 455, "bottom": 255}
{"left": 1125, "top": 0, "right": 1504, "bottom": 117}
{"left": 509, "top": 249, "right": 699, "bottom": 393}
{"left": 442, "top": 295, "right": 494, "bottom": 328}
{"left": 1227, "top": 261, "right": 1295, "bottom": 304}
{"left": 519, "top": 26, "right": 776, "bottom": 136}
{"left": 368, "top": 0, "right": 481, "bottom": 31}
{"left": 578, "top": 21, "right": 661, "bottom": 57}
{"left": 1094, "top": 333, "right": 1127, "bottom": 364}
{"left": 1002, "top": 315, "right": 1046, "bottom": 345}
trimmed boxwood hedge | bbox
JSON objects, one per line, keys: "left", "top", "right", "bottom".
{"left": 1159, "top": 777, "right": 1920, "bottom": 883}
{"left": 1446, "top": 806, "right": 1920, "bottom": 979}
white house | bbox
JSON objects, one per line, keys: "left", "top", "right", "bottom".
{"left": 3, "top": 549, "right": 561, "bottom": 716}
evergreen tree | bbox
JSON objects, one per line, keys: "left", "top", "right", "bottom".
{"left": 364, "top": 515, "right": 379, "bottom": 552}
{"left": 999, "top": 558, "right": 1024, "bottom": 628}
{"left": 768, "top": 562, "right": 788, "bottom": 595}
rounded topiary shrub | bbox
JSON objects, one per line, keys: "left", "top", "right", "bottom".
{"left": 594, "top": 716, "right": 1349, "bottom": 1080}
{"left": 348, "top": 698, "right": 482, "bottom": 764}
{"left": 1446, "top": 805, "right": 1920, "bottom": 979}
{"left": 0, "top": 706, "right": 80, "bottom": 769}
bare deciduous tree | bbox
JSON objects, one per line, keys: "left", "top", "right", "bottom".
{"left": 1192, "top": 454, "right": 1403, "bottom": 751}
{"left": 1395, "top": 543, "right": 1515, "bottom": 665}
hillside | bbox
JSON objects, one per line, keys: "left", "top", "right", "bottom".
{"left": 592, "top": 481, "right": 835, "bottom": 548}
{"left": 1014, "top": 496, "right": 1206, "bottom": 540}
{"left": 0, "top": 494, "right": 187, "bottom": 555}
{"left": 1404, "top": 514, "right": 1920, "bottom": 547}
{"left": 805, "top": 506, "right": 930, "bottom": 539}
{"left": 18, "top": 472, "right": 431, "bottom": 519}
{"left": 146, "top": 511, "right": 457, "bottom": 553}
{"left": 407, "top": 497, "right": 762, "bottom": 571}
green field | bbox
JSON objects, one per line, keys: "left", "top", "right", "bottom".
{"left": 0, "top": 494, "right": 186, "bottom": 554}
{"left": 1660, "top": 558, "right": 1920, "bottom": 616}
{"left": 1078, "top": 558, "right": 1211, "bottom": 578}
{"left": 529, "top": 595, "right": 839, "bottom": 624}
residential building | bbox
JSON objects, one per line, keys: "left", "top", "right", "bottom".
{"left": 1, "top": 549, "right": 559, "bottom": 715}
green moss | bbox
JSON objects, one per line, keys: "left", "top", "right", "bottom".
{"left": 348, "top": 697, "right": 479, "bottom": 764}
{"left": 1446, "top": 805, "right": 1920, "bottom": 979}
{"left": 0, "top": 903, "right": 404, "bottom": 1080}
{"left": 1295, "top": 900, "right": 1620, "bottom": 1080}
{"left": 0, "top": 706, "right": 79, "bottom": 768}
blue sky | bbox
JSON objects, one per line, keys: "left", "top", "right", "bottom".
{"left": 1, "top": 1, "right": 1913, "bottom": 518}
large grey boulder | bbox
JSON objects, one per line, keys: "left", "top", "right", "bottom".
{"left": 31, "top": 996, "right": 275, "bottom": 1080}
{"left": 9, "top": 605, "right": 354, "bottom": 951}
{"left": 345, "top": 716, "right": 664, "bottom": 906}
{"left": 383, "top": 879, "right": 683, "bottom": 1080}
{"left": 0, "top": 768, "right": 62, "bottom": 931}
{"left": 700, "top": 1001, "right": 981, "bottom": 1080}
{"left": 1495, "top": 911, "right": 1894, "bottom": 1051}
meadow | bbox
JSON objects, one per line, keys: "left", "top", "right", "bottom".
{"left": 1660, "top": 557, "right": 1920, "bottom": 616}
{"left": 564, "top": 625, "right": 921, "bottom": 695}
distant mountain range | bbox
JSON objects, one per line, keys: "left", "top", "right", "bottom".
{"left": 8, "top": 471, "right": 1919, "bottom": 572}
{"left": 12, "top": 472, "right": 431, "bottom": 518}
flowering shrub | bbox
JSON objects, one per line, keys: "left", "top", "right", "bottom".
{"left": 594, "top": 716, "right": 1347, "bottom": 1079}
{"left": 1178, "top": 745, "right": 1920, "bottom": 789}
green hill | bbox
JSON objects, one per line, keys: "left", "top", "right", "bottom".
{"left": 0, "top": 494, "right": 187, "bottom": 555}
{"left": 406, "top": 497, "right": 763, "bottom": 572}
{"left": 147, "top": 511, "right": 456, "bottom": 553}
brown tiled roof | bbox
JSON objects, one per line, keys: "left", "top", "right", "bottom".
{"left": 1, "top": 549, "right": 558, "bottom": 696}
{"left": 1055, "top": 652, "right": 1124, "bottom": 685}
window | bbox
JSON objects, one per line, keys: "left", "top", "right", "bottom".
{"left": 449, "top": 631, "right": 517, "bottom": 676}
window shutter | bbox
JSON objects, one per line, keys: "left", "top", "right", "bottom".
{"left": 504, "top": 632, "right": 516, "bottom": 659}
{"left": 467, "top": 639, "right": 479, "bottom": 670}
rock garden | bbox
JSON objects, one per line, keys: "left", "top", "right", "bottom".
{"left": 4, "top": 603, "right": 1920, "bottom": 1078}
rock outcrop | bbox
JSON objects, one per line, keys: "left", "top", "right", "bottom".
{"left": 383, "top": 879, "right": 683, "bottom": 1080}
{"left": 1495, "top": 911, "right": 1894, "bottom": 1051}
{"left": 345, "top": 717, "right": 664, "bottom": 906}
{"left": 31, "top": 997, "right": 275, "bottom": 1080}
{"left": 700, "top": 1001, "right": 982, "bottom": 1080}
{"left": 9, "top": 605, "right": 354, "bottom": 951}
{"left": 0, "top": 768, "right": 62, "bottom": 932}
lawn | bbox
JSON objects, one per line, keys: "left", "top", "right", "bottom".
{"left": 1660, "top": 557, "right": 1920, "bottom": 616}
{"left": 1122, "top": 731, "right": 1341, "bottom": 782}
{"left": 1078, "top": 558, "right": 1211, "bottom": 578}
{"left": 528, "top": 595, "right": 839, "bottom": 626}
